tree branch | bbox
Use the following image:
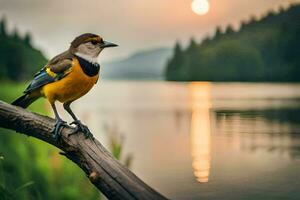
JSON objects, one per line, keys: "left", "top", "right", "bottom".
{"left": 0, "top": 100, "right": 168, "bottom": 200}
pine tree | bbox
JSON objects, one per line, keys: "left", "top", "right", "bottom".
{"left": 24, "top": 32, "right": 32, "bottom": 46}
{"left": 12, "top": 28, "right": 21, "bottom": 40}
{"left": 214, "top": 26, "right": 222, "bottom": 39}
{"left": 0, "top": 17, "right": 7, "bottom": 36}
{"left": 187, "top": 38, "right": 197, "bottom": 52}
{"left": 165, "top": 41, "right": 184, "bottom": 80}
{"left": 224, "top": 25, "right": 235, "bottom": 35}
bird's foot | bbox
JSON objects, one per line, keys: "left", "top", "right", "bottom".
{"left": 69, "top": 120, "right": 94, "bottom": 139}
{"left": 51, "top": 119, "right": 68, "bottom": 140}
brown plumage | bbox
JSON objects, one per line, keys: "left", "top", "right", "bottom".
{"left": 70, "top": 33, "right": 101, "bottom": 48}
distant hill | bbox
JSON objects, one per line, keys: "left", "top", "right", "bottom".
{"left": 0, "top": 17, "right": 47, "bottom": 81}
{"left": 166, "top": 4, "right": 300, "bottom": 82}
{"left": 101, "top": 48, "right": 172, "bottom": 80}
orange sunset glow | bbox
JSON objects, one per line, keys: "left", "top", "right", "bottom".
{"left": 0, "top": 0, "right": 297, "bottom": 61}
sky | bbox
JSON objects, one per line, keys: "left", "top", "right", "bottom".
{"left": 0, "top": 0, "right": 299, "bottom": 62}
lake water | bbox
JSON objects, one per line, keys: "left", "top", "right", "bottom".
{"left": 58, "top": 82, "right": 300, "bottom": 200}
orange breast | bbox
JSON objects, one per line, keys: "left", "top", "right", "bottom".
{"left": 42, "top": 58, "right": 99, "bottom": 104}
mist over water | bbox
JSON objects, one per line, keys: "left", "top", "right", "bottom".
{"left": 59, "top": 82, "right": 300, "bottom": 200}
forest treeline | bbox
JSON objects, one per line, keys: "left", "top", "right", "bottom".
{"left": 165, "top": 4, "right": 300, "bottom": 82}
{"left": 0, "top": 17, "right": 47, "bottom": 81}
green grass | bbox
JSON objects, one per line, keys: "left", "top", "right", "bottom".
{"left": 0, "top": 81, "right": 47, "bottom": 114}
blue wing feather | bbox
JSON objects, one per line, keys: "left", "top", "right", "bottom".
{"left": 24, "top": 70, "right": 55, "bottom": 93}
{"left": 24, "top": 55, "right": 73, "bottom": 94}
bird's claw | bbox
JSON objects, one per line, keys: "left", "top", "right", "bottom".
{"left": 68, "top": 120, "right": 94, "bottom": 139}
{"left": 51, "top": 119, "right": 68, "bottom": 140}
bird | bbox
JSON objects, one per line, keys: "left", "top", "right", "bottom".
{"left": 12, "top": 33, "right": 118, "bottom": 140}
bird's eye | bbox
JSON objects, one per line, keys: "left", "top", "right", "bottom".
{"left": 91, "top": 40, "right": 98, "bottom": 45}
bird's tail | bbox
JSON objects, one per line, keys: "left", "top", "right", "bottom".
{"left": 12, "top": 93, "right": 39, "bottom": 108}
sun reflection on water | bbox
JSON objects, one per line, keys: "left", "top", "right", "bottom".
{"left": 189, "top": 82, "right": 212, "bottom": 183}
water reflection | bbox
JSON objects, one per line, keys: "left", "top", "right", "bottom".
{"left": 214, "top": 109, "right": 300, "bottom": 159}
{"left": 189, "top": 82, "right": 212, "bottom": 183}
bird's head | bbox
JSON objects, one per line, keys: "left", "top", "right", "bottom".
{"left": 70, "top": 33, "right": 118, "bottom": 62}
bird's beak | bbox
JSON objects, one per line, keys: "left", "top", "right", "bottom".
{"left": 100, "top": 41, "right": 118, "bottom": 48}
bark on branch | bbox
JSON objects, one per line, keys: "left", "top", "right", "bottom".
{"left": 0, "top": 100, "right": 168, "bottom": 200}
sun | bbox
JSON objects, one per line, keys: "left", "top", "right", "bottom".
{"left": 191, "top": 0, "right": 210, "bottom": 15}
